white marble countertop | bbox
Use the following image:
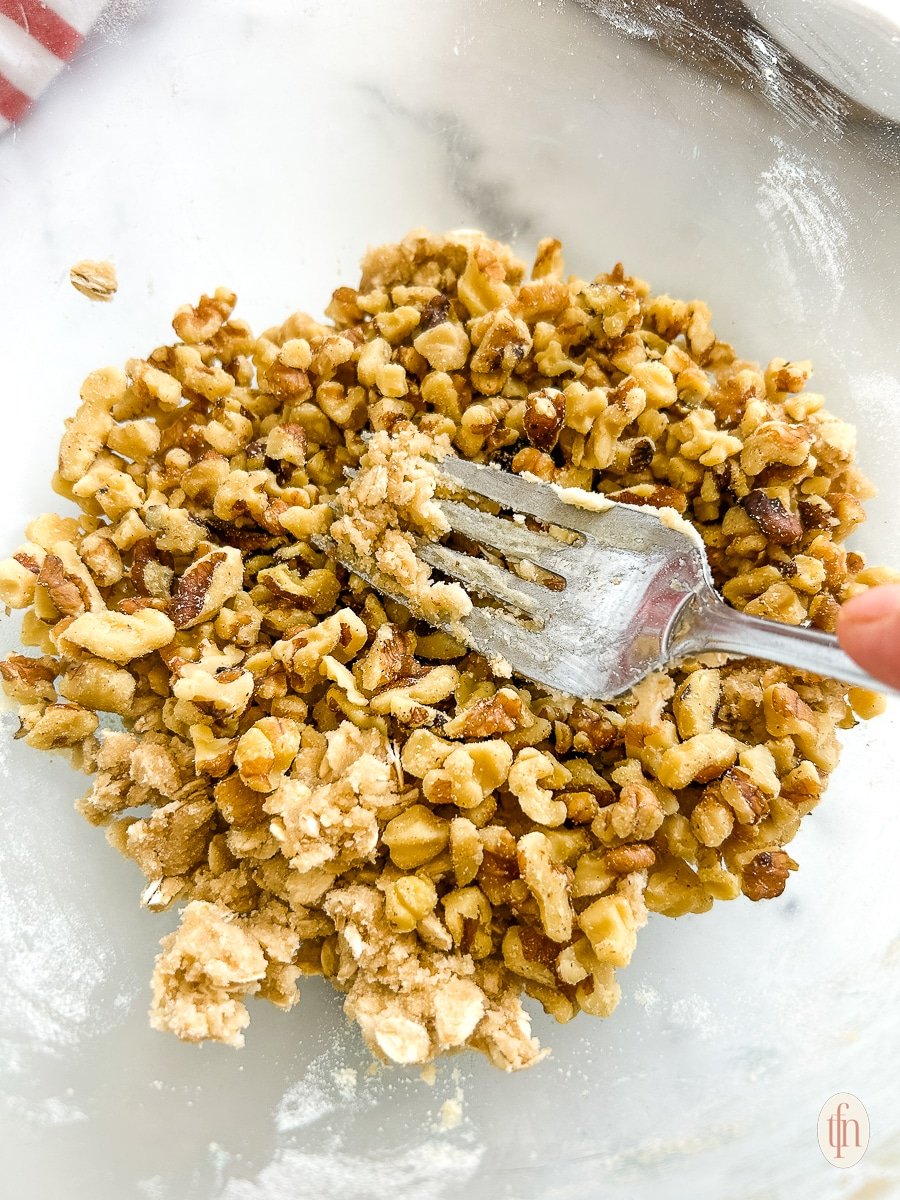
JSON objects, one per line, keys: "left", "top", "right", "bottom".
{"left": 0, "top": 3, "right": 898, "bottom": 1198}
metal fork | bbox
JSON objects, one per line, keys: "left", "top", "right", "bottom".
{"left": 316, "top": 458, "right": 897, "bottom": 701}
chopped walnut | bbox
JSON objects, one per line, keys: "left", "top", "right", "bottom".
{"left": 172, "top": 644, "right": 253, "bottom": 718}
{"left": 517, "top": 831, "right": 573, "bottom": 943}
{"left": 578, "top": 892, "right": 639, "bottom": 968}
{"left": 234, "top": 717, "right": 301, "bottom": 792}
{"left": 507, "top": 748, "right": 570, "bottom": 826}
{"left": 172, "top": 288, "right": 236, "bottom": 344}
{"left": 443, "top": 687, "right": 532, "bottom": 739}
{"left": 742, "top": 490, "right": 803, "bottom": 546}
{"left": 0, "top": 653, "right": 57, "bottom": 705}
{"left": 61, "top": 608, "right": 175, "bottom": 664}
{"left": 384, "top": 875, "right": 438, "bottom": 932}
{"left": 523, "top": 387, "right": 566, "bottom": 452}
{"left": 740, "top": 850, "right": 796, "bottom": 901}
{"left": 169, "top": 547, "right": 244, "bottom": 629}
{"left": 19, "top": 701, "right": 98, "bottom": 749}
{"left": 2, "top": 228, "right": 888, "bottom": 1071}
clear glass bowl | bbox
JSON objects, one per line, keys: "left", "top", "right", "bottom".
{"left": 0, "top": 2, "right": 898, "bottom": 1197}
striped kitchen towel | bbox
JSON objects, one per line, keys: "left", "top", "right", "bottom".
{"left": 0, "top": 0, "right": 107, "bottom": 133}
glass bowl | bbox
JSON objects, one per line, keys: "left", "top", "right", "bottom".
{"left": 0, "top": 2, "right": 898, "bottom": 1197}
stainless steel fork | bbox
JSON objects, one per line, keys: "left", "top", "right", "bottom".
{"left": 316, "top": 458, "right": 897, "bottom": 701}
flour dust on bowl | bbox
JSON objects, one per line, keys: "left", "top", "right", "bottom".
{"left": 0, "top": 2, "right": 898, "bottom": 1199}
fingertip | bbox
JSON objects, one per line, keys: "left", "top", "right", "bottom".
{"left": 837, "top": 583, "right": 900, "bottom": 628}
{"left": 837, "top": 585, "right": 900, "bottom": 690}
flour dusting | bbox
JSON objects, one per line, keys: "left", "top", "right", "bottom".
{"left": 216, "top": 1141, "right": 484, "bottom": 1200}
{"left": 669, "top": 994, "right": 714, "bottom": 1033}
{"left": 137, "top": 1177, "right": 168, "bottom": 1200}
{"left": 633, "top": 983, "right": 661, "bottom": 1013}
{"left": 273, "top": 1030, "right": 373, "bottom": 1135}
{"left": 92, "top": 0, "right": 155, "bottom": 45}
{"left": 593, "top": 1122, "right": 745, "bottom": 1171}
{"left": 757, "top": 139, "right": 850, "bottom": 314}
{"left": 332, "top": 1066, "right": 358, "bottom": 1101}
{"left": 0, "top": 1090, "right": 87, "bottom": 1127}
{"left": 0, "top": 736, "right": 118, "bottom": 1073}
{"left": 847, "top": 371, "right": 900, "bottom": 430}
{"left": 274, "top": 1080, "right": 336, "bottom": 1133}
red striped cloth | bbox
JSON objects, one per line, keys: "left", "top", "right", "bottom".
{"left": 0, "top": 0, "right": 106, "bottom": 132}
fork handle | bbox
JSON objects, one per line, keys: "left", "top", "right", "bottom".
{"left": 671, "top": 589, "right": 900, "bottom": 697}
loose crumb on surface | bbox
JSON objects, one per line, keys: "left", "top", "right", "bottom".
{"left": 439, "top": 1096, "right": 463, "bottom": 1131}
{"left": 1, "top": 229, "right": 896, "bottom": 1072}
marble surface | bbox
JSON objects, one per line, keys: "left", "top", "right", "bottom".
{"left": 0, "top": 2, "right": 898, "bottom": 1197}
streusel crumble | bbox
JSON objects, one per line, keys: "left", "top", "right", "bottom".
{"left": 1, "top": 230, "right": 895, "bottom": 1069}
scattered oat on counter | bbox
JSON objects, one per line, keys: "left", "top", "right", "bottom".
{"left": 1, "top": 229, "right": 896, "bottom": 1072}
{"left": 69, "top": 259, "right": 118, "bottom": 302}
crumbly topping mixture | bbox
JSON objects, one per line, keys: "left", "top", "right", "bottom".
{"left": 1, "top": 229, "right": 895, "bottom": 1070}
{"left": 330, "top": 425, "right": 472, "bottom": 624}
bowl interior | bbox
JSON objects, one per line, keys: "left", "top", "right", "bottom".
{"left": 0, "top": 2, "right": 898, "bottom": 1197}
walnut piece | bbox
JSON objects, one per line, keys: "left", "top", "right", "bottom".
{"left": 169, "top": 547, "right": 244, "bottom": 629}
{"left": 742, "top": 490, "right": 803, "bottom": 546}
{"left": 61, "top": 608, "right": 175, "bottom": 664}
